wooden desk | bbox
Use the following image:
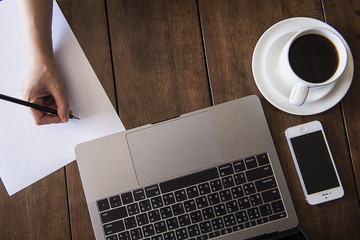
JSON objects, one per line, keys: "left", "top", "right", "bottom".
{"left": 1, "top": 0, "right": 359, "bottom": 239}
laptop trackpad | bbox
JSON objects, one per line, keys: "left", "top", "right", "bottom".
{"left": 126, "top": 112, "right": 222, "bottom": 186}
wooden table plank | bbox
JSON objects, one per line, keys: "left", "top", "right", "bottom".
{"left": 56, "top": 0, "right": 117, "bottom": 239}
{"left": 198, "top": 0, "right": 360, "bottom": 239}
{"left": 106, "top": 0, "right": 211, "bottom": 129}
{"left": 323, "top": 0, "right": 360, "bottom": 201}
{"left": 0, "top": 169, "right": 70, "bottom": 240}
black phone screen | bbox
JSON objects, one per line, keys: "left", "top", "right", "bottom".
{"left": 290, "top": 130, "right": 340, "bottom": 194}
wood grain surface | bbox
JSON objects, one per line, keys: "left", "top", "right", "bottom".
{"left": 1, "top": 0, "right": 359, "bottom": 239}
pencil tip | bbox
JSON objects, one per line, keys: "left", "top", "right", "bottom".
{"left": 71, "top": 116, "right": 80, "bottom": 120}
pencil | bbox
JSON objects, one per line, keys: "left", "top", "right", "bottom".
{"left": 0, "top": 93, "right": 80, "bottom": 120}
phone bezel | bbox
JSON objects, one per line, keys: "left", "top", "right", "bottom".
{"left": 285, "top": 120, "right": 344, "bottom": 205}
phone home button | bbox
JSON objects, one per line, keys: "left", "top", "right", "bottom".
{"left": 300, "top": 126, "right": 308, "bottom": 133}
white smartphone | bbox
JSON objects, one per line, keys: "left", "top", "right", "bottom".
{"left": 285, "top": 120, "right": 344, "bottom": 205}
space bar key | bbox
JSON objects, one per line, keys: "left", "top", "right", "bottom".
{"left": 160, "top": 167, "right": 219, "bottom": 194}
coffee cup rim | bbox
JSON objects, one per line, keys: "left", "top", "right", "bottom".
{"left": 287, "top": 27, "right": 348, "bottom": 86}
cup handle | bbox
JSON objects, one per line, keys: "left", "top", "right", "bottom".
{"left": 289, "top": 84, "right": 309, "bottom": 106}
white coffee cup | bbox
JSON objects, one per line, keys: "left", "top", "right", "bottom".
{"left": 279, "top": 27, "right": 347, "bottom": 106}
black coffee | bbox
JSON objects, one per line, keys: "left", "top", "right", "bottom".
{"left": 289, "top": 33, "right": 339, "bottom": 83}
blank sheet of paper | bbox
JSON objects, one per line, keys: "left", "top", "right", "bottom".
{"left": 0, "top": 1, "right": 125, "bottom": 195}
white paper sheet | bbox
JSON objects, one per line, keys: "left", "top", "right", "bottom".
{"left": 0, "top": 1, "right": 125, "bottom": 195}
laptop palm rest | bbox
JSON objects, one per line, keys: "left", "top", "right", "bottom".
{"left": 126, "top": 112, "right": 222, "bottom": 186}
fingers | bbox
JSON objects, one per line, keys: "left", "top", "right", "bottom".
{"left": 50, "top": 86, "right": 70, "bottom": 123}
{"left": 29, "top": 95, "right": 68, "bottom": 125}
{"left": 30, "top": 108, "right": 64, "bottom": 125}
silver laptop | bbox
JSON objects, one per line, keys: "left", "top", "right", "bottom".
{"left": 75, "top": 95, "right": 299, "bottom": 240}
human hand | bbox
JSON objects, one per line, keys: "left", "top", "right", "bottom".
{"left": 19, "top": 58, "right": 70, "bottom": 125}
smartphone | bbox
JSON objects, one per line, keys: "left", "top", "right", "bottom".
{"left": 285, "top": 120, "right": 344, "bottom": 205}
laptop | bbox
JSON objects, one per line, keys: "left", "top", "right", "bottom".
{"left": 75, "top": 95, "right": 301, "bottom": 240}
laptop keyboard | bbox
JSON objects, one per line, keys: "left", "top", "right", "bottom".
{"left": 97, "top": 153, "right": 287, "bottom": 240}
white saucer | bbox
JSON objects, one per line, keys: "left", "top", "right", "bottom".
{"left": 252, "top": 17, "right": 354, "bottom": 115}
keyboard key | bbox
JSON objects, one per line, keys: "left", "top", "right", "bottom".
{"left": 234, "top": 173, "right": 246, "bottom": 185}
{"left": 184, "top": 199, "right": 197, "bottom": 212}
{"left": 249, "top": 194, "right": 263, "bottom": 206}
{"left": 223, "top": 214, "right": 236, "bottom": 227}
{"left": 231, "top": 186, "right": 244, "bottom": 199}
{"left": 198, "top": 183, "right": 211, "bottom": 195}
{"left": 208, "top": 231, "right": 221, "bottom": 238}
{"left": 118, "top": 231, "right": 131, "bottom": 240}
{"left": 222, "top": 176, "right": 235, "bottom": 188}
{"left": 245, "top": 157, "right": 257, "bottom": 169}
{"left": 127, "top": 203, "right": 140, "bottom": 215}
{"left": 247, "top": 207, "right": 260, "bottom": 220}
{"left": 151, "top": 234, "right": 163, "bottom": 240}
{"left": 262, "top": 188, "right": 281, "bottom": 203}
{"left": 142, "top": 224, "right": 155, "bottom": 237}
{"left": 219, "top": 189, "right": 232, "bottom": 202}
{"left": 166, "top": 217, "right": 180, "bottom": 230}
{"left": 199, "top": 221, "right": 212, "bottom": 234}
{"left": 160, "top": 168, "right": 219, "bottom": 194}
{"left": 197, "top": 234, "right": 210, "bottom": 240}
{"left": 238, "top": 197, "right": 251, "bottom": 210}
{"left": 235, "top": 210, "right": 248, "bottom": 223}
{"left": 124, "top": 216, "right": 137, "bottom": 229}
{"left": 148, "top": 210, "right": 161, "bottom": 222}
{"left": 257, "top": 153, "right": 270, "bottom": 166}
{"left": 245, "top": 220, "right": 257, "bottom": 228}
{"left": 259, "top": 204, "right": 272, "bottom": 217}
{"left": 214, "top": 204, "right": 227, "bottom": 217}
{"left": 109, "top": 195, "right": 122, "bottom": 208}
{"left": 98, "top": 199, "right": 110, "bottom": 212}
{"left": 175, "top": 190, "right": 187, "bottom": 202}
{"left": 106, "top": 235, "right": 118, "bottom": 240}
{"left": 195, "top": 196, "right": 208, "bottom": 209}
{"left": 176, "top": 227, "right": 188, "bottom": 239}
{"left": 121, "top": 192, "right": 134, "bottom": 205}
{"left": 246, "top": 165, "right": 273, "bottom": 182}
{"left": 218, "top": 164, "right": 234, "bottom": 176}
{"left": 243, "top": 183, "right": 256, "bottom": 195}
{"left": 154, "top": 221, "right": 167, "bottom": 234}
{"left": 163, "top": 231, "right": 176, "bottom": 240}
{"left": 133, "top": 189, "right": 146, "bottom": 201}
{"left": 103, "top": 220, "right": 125, "bottom": 235}
{"left": 271, "top": 200, "right": 285, "bottom": 213}
{"left": 190, "top": 210, "right": 203, "bottom": 223}
{"left": 188, "top": 224, "right": 201, "bottom": 237}
{"left": 145, "top": 185, "right": 160, "bottom": 198}
{"left": 255, "top": 177, "right": 277, "bottom": 192}
{"left": 151, "top": 196, "right": 164, "bottom": 209}
{"left": 233, "top": 160, "right": 246, "bottom": 172}
{"left": 269, "top": 212, "right": 287, "bottom": 221}
{"left": 172, "top": 203, "right": 185, "bottom": 215}
{"left": 207, "top": 193, "right": 220, "bottom": 205}
{"left": 187, "top": 186, "right": 200, "bottom": 198}
{"left": 257, "top": 217, "right": 269, "bottom": 225}
{"left": 101, "top": 207, "right": 128, "bottom": 224}
{"left": 139, "top": 199, "right": 152, "bottom": 212}
{"left": 130, "top": 227, "right": 143, "bottom": 239}
{"left": 201, "top": 207, "right": 215, "bottom": 220}
{"left": 163, "top": 193, "right": 175, "bottom": 205}
{"left": 225, "top": 200, "right": 239, "bottom": 213}
{"left": 221, "top": 227, "right": 233, "bottom": 235}
{"left": 160, "top": 206, "right": 173, "bottom": 219}
{"left": 136, "top": 213, "right": 149, "bottom": 226}
{"left": 211, "top": 217, "right": 224, "bottom": 230}
{"left": 233, "top": 224, "right": 245, "bottom": 232}
{"left": 178, "top": 214, "right": 191, "bottom": 227}
{"left": 210, "top": 179, "right": 223, "bottom": 192}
